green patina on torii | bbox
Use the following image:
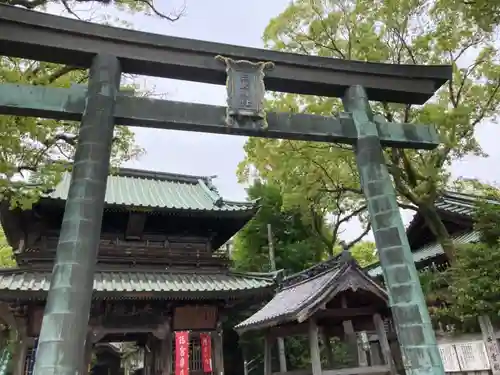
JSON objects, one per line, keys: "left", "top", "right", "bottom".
{"left": 0, "top": 4, "right": 451, "bottom": 375}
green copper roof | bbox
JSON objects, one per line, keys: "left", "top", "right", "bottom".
{"left": 0, "top": 269, "right": 275, "bottom": 298}
{"left": 44, "top": 168, "right": 255, "bottom": 212}
{"left": 366, "top": 231, "right": 480, "bottom": 278}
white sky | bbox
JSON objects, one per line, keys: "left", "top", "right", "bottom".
{"left": 45, "top": 0, "right": 500, "bottom": 241}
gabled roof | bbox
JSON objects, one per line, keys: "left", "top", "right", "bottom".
{"left": 235, "top": 254, "right": 387, "bottom": 333}
{"left": 42, "top": 168, "right": 256, "bottom": 213}
{"left": 0, "top": 267, "right": 276, "bottom": 299}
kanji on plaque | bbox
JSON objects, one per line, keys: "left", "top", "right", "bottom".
{"left": 175, "top": 331, "right": 190, "bottom": 375}
{"left": 200, "top": 333, "right": 213, "bottom": 373}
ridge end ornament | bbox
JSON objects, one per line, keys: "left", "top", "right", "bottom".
{"left": 215, "top": 55, "right": 274, "bottom": 129}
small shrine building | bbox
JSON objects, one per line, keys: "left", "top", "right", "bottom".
{"left": 0, "top": 168, "right": 277, "bottom": 375}
{"left": 235, "top": 252, "right": 402, "bottom": 375}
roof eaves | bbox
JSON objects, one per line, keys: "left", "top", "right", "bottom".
{"left": 197, "top": 178, "right": 223, "bottom": 206}
{"left": 235, "top": 311, "right": 296, "bottom": 335}
{"left": 236, "top": 263, "right": 350, "bottom": 333}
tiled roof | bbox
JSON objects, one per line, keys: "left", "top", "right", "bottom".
{"left": 235, "top": 255, "right": 387, "bottom": 333}
{"left": 0, "top": 269, "right": 275, "bottom": 298}
{"left": 43, "top": 168, "right": 255, "bottom": 213}
{"left": 434, "top": 191, "right": 483, "bottom": 216}
{"left": 366, "top": 231, "right": 480, "bottom": 278}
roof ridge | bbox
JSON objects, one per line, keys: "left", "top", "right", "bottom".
{"left": 281, "top": 254, "right": 345, "bottom": 289}
{"left": 115, "top": 168, "right": 213, "bottom": 183}
{"left": 229, "top": 270, "right": 280, "bottom": 280}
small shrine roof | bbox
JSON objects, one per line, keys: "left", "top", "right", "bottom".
{"left": 42, "top": 168, "right": 256, "bottom": 213}
{"left": 0, "top": 268, "right": 276, "bottom": 299}
{"left": 235, "top": 253, "right": 387, "bottom": 333}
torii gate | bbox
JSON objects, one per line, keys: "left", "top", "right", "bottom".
{"left": 0, "top": 5, "right": 451, "bottom": 375}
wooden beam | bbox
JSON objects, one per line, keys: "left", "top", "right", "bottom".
{"left": 268, "top": 323, "right": 309, "bottom": 338}
{"left": 0, "top": 5, "right": 451, "bottom": 104}
{"left": 0, "top": 84, "right": 440, "bottom": 149}
{"left": 315, "top": 307, "right": 382, "bottom": 319}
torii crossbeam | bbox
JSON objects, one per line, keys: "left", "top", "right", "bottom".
{"left": 0, "top": 5, "right": 451, "bottom": 375}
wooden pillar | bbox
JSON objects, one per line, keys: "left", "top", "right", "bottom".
{"left": 479, "top": 315, "right": 500, "bottom": 375}
{"left": 320, "top": 329, "right": 334, "bottom": 368}
{"left": 277, "top": 338, "right": 287, "bottom": 373}
{"left": 308, "top": 319, "right": 322, "bottom": 375}
{"left": 214, "top": 322, "right": 225, "bottom": 375}
{"left": 373, "top": 314, "right": 397, "bottom": 375}
{"left": 264, "top": 335, "right": 272, "bottom": 375}
{"left": 162, "top": 328, "right": 173, "bottom": 375}
{"left": 267, "top": 224, "right": 287, "bottom": 373}
{"left": 144, "top": 336, "right": 154, "bottom": 375}
{"left": 81, "top": 334, "right": 93, "bottom": 375}
{"left": 341, "top": 296, "right": 358, "bottom": 366}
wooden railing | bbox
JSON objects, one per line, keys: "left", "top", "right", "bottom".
{"left": 18, "top": 235, "right": 230, "bottom": 267}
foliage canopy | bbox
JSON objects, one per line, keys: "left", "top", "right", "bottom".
{"left": 239, "top": 0, "right": 500, "bottom": 263}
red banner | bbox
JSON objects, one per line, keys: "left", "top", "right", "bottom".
{"left": 200, "top": 333, "right": 213, "bottom": 373}
{"left": 175, "top": 331, "right": 190, "bottom": 375}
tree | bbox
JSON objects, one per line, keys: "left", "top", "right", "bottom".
{"left": 0, "top": 227, "right": 15, "bottom": 268}
{"left": 0, "top": 0, "right": 186, "bottom": 208}
{"left": 0, "top": 61, "right": 145, "bottom": 209}
{"left": 239, "top": 135, "right": 369, "bottom": 256}
{"left": 1, "top": 0, "right": 184, "bottom": 22}
{"left": 349, "top": 241, "right": 378, "bottom": 267}
{"left": 444, "top": 0, "right": 500, "bottom": 32}
{"left": 417, "top": 195, "right": 500, "bottom": 332}
{"left": 447, "top": 242, "right": 500, "bottom": 329}
{"left": 232, "top": 181, "right": 328, "bottom": 274}
{"left": 239, "top": 0, "right": 500, "bottom": 264}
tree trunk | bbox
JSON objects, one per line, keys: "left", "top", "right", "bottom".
{"left": 418, "top": 203, "right": 457, "bottom": 264}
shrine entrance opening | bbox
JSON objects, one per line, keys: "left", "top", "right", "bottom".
{"left": 0, "top": 5, "right": 452, "bottom": 375}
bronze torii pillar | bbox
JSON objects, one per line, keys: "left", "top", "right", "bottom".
{"left": 33, "top": 54, "right": 121, "bottom": 374}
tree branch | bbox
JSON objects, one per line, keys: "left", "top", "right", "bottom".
{"left": 1, "top": 0, "right": 46, "bottom": 8}
{"left": 1, "top": 0, "right": 185, "bottom": 21}
{"left": 321, "top": 186, "right": 363, "bottom": 195}
{"left": 398, "top": 202, "right": 418, "bottom": 211}
{"left": 347, "top": 222, "right": 371, "bottom": 248}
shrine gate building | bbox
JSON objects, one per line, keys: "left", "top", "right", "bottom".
{"left": 0, "top": 168, "right": 277, "bottom": 375}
